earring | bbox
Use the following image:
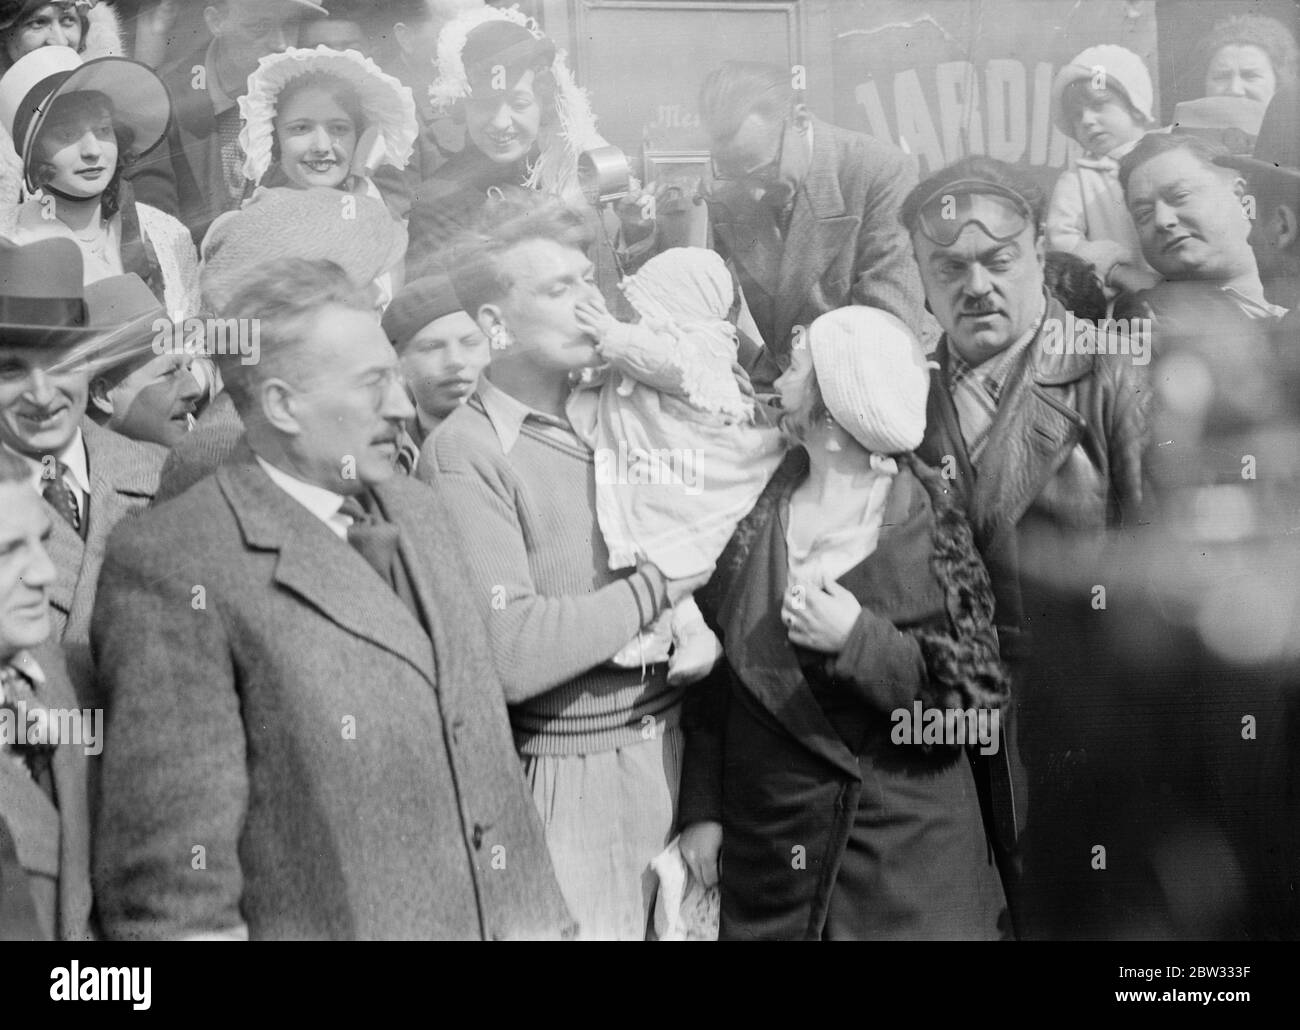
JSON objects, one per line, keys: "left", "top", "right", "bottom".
{"left": 823, "top": 413, "right": 843, "bottom": 452}
{"left": 489, "top": 324, "right": 513, "bottom": 350}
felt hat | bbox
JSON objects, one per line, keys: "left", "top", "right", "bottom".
{"left": 1170, "top": 94, "right": 1266, "bottom": 155}
{"left": 0, "top": 236, "right": 91, "bottom": 346}
{"left": 1216, "top": 86, "right": 1300, "bottom": 186}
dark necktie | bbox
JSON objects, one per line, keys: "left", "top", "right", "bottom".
{"left": 0, "top": 664, "right": 56, "bottom": 804}
{"left": 338, "top": 494, "right": 421, "bottom": 621}
{"left": 41, "top": 462, "right": 83, "bottom": 539}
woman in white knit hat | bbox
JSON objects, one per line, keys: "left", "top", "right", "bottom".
{"left": 676, "top": 305, "right": 1011, "bottom": 940}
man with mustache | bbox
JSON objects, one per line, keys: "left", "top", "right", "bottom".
{"left": 905, "top": 157, "right": 1148, "bottom": 931}
{"left": 84, "top": 275, "right": 202, "bottom": 450}
{"left": 0, "top": 240, "right": 166, "bottom": 709}
{"left": 92, "top": 256, "right": 572, "bottom": 940}
{"left": 693, "top": 61, "right": 928, "bottom": 389}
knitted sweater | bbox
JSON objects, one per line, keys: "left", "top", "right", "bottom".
{"left": 419, "top": 387, "right": 683, "bottom": 756}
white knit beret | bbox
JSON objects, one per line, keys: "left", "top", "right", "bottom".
{"left": 807, "top": 306, "right": 930, "bottom": 455}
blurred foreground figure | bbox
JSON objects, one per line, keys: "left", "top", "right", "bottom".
{"left": 1017, "top": 244, "right": 1300, "bottom": 940}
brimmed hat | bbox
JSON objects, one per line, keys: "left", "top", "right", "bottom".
{"left": 1051, "top": 45, "right": 1155, "bottom": 136}
{"left": 0, "top": 239, "right": 164, "bottom": 360}
{"left": 0, "top": 46, "right": 170, "bottom": 192}
{"left": 200, "top": 186, "right": 408, "bottom": 312}
{"left": 1216, "top": 86, "right": 1300, "bottom": 186}
{"left": 807, "top": 307, "right": 930, "bottom": 455}
{"left": 47, "top": 274, "right": 169, "bottom": 380}
{"left": 1171, "top": 95, "right": 1265, "bottom": 155}
{"left": 239, "top": 46, "right": 417, "bottom": 184}
{"left": 0, "top": 236, "right": 90, "bottom": 347}
{"left": 382, "top": 273, "right": 465, "bottom": 351}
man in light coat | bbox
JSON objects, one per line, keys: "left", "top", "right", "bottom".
{"left": 92, "top": 257, "right": 573, "bottom": 940}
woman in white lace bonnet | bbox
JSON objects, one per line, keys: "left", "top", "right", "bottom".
{"left": 200, "top": 46, "right": 416, "bottom": 312}
{"left": 237, "top": 44, "right": 418, "bottom": 212}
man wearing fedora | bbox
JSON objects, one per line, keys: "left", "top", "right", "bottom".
{"left": 82, "top": 275, "right": 203, "bottom": 449}
{"left": 0, "top": 445, "right": 93, "bottom": 941}
{"left": 92, "top": 256, "right": 572, "bottom": 940}
{"left": 1216, "top": 86, "right": 1300, "bottom": 320}
{"left": 0, "top": 238, "right": 166, "bottom": 708}
{"left": 131, "top": 0, "right": 329, "bottom": 240}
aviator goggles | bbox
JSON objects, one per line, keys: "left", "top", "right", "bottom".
{"left": 914, "top": 179, "right": 1035, "bottom": 247}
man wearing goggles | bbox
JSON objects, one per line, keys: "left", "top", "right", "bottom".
{"left": 904, "top": 157, "right": 1148, "bottom": 936}
{"left": 909, "top": 177, "right": 1044, "bottom": 367}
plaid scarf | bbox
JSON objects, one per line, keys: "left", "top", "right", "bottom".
{"left": 946, "top": 298, "right": 1046, "bottom": 465}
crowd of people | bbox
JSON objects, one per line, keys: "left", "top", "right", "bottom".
{"left": 1, "top": 0, "right": 1298, "bottom": 941}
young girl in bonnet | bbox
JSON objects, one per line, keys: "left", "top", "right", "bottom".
{"left": 200, "top": 46, "right": 416, "bottom": 310}
{"left": 567, "top": 247, "right": 785, "bottom": 684}
{"left": 237, "top": 44, "right": 418, "bottom": 212}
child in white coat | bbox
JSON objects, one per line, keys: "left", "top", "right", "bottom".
{"left": 1047, "top": 44, "right": 1161, "bottom": 302}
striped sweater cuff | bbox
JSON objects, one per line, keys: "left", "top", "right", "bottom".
{"left": 627, "top": 566, "right": 669, "bottom": 627}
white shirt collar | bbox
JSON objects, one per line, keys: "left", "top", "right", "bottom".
{"left": 475, "top": 376, "right": 573, "bottom": 455}
{"left": 254, "top": 456, "right": 351, "bottom": 540}
{"left": 7, "top": 426, "right": 90, "bottom": 500}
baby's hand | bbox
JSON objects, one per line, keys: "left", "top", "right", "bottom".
{"left": 575, "top": 299, "right": 616, "bottom": 344}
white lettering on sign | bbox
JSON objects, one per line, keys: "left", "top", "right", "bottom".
{"left": 854, "top": 59, "right": 1079, "bottom": 174}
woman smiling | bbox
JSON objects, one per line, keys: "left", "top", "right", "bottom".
{"left": 237, "top": 45, "right": 418, "bottom": 209}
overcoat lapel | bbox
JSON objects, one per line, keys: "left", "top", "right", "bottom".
{"left": 217, "top": 444, "right": 436, "bottom": 683}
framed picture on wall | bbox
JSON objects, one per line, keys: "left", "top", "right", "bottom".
{"left": 643, "top": 149, "right": 712, "bottom": 192}
{"left": 642, "top": 149, "right": 712, "bottom": 249}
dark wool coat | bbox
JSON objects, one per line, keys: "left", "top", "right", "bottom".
{"left": 0, "top": 642, "right": 92, "bottom": 941}
{"left": 680, "top": 451, "right": 1011, "bottom": 940}
{"left": 92, "top": 443, "right": 574, "bottom": 940}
